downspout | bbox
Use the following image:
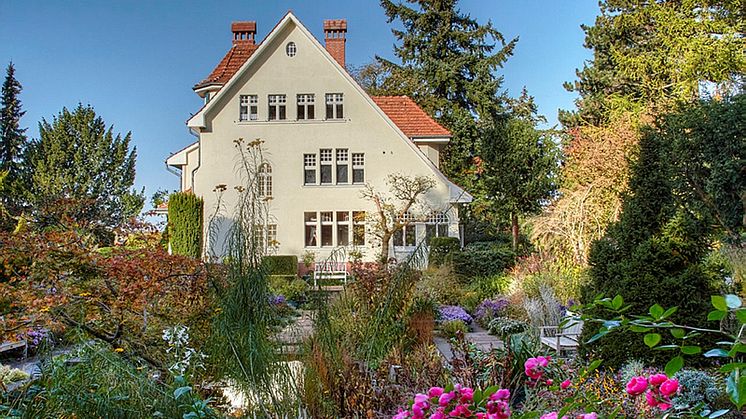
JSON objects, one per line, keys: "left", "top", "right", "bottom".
{"left": 188, "top": 127, "right": 201, "bottom": 191}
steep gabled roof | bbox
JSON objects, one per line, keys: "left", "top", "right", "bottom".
{"left": 194, "top": 43, "right": 259, "bottom": 90}
{"left": 372, "top": 96, "right": 451, "bottom": 138}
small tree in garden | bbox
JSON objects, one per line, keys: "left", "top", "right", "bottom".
{"left": 361, "top": 173, "right": 436, "bottom": 263}
{"left": 168, "top": 192, "right": 203, "bottom": 258}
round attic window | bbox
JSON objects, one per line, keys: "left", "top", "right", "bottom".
{"left": 286, "top": 42, "right": 297, "bottom": 57}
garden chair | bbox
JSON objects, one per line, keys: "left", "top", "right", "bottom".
{"left": 539, "top": 318, "right": 583, "bottom": 356}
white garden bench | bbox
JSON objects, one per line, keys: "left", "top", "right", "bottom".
{"left": 539, "top": 318, "right": 583, "bottom": 356}
{"left": 312, "top": 261, "right": 348, "bottom": 287}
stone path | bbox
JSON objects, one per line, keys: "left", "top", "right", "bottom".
{"left": 434, "top": 324, "right": 503, "bottom": 363}
{"left": 275, "top": 310, "right": 315, "bottom": 355}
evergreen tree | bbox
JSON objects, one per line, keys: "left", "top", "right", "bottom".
{"left": 0, "top": 62, "right": 28, "bottom": 214}
{"left": 580, "top": 95, "right": 744, "bottom": 367}
{"left": 473, "top": 89, "right": 559, "bottom": 250}
{"left": 561, "top": 0, "right": 745, "bottom": 127}
{"left": 27, "top": 104, "right": 144, "bottom": 232}
{"left": 376, "top": 0, "right": 517, "bottom": 182}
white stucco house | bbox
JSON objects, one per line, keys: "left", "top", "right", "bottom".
{"left": 165, "top": 12, "right": 472, "bottom": 263}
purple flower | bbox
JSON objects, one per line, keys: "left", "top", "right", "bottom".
{"left": 438, "top": 305, "right": 473, "bottom": 324}
{"left": 269, "top": 294, "right": 286, "bottom": 305}
{"left": 474, "top": 298, "right": 508, "bottom": 324}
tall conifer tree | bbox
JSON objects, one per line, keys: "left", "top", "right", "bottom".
{"left": 0, "top": 62, "right": 28, "bottom": 214}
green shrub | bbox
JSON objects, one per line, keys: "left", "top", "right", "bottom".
{"left": 488, "top": 317, "right": 529, "bottom": 339}
{"left": 416, "top": 266, "right": 467, "bottom": 305}
{"left": 673, "top": 369, "right": 722, "bottom": 410}
{"left": 439, "top": 319, "right": 468, "bottom": 339}
{"left": 264, "top": 255, "right": 298, "bottom": 275}
{"left": 268, "top": 275, "right": 307, "bottom": 303}
{"left": 428, "top": 237, "right": 460, "bottom": 267}
{"left": 453, "top": 242, "right": 515, "bottom": 278}
{"left": 168, "top": 192, "right": 203, "bottom": 258}
{"left": 468, "top": 274, "right": 512, "bottom": 300}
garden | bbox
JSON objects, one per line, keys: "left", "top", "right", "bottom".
{"left": 1, "top": 0, "right": 745, "bottom": 418}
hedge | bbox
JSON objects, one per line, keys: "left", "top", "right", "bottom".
{"left": 428, "top": 237, "right": 460, "bottom": 267}
{"left": 264, "top": 255, "right": 298, "bottom": 275}
{"left": 167, "top": 192, "right": 203, "bottom": 258}
{"left": 452, "top": 241, "right": 515, "bottom": 278}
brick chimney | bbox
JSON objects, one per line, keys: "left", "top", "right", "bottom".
{"left": 323, "top": 19, "right": 347, "bottom": 67}
{"left": 232, "top": 21, "right": 256, "bottom": 45}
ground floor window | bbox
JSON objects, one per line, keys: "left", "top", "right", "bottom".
{"left": 393, "top": 212, "right": 416, "bottom": 247}
{"left": 425, "top": 211, "right": 449, "bottom": 242}
{"left": 304, "top": 210, "right": 366, "bottom": 247}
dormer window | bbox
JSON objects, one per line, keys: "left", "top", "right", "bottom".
{"left": 325, "top": 93, "right": 344, "bottom": 119}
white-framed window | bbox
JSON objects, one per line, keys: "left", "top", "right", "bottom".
{"left": 320, "top": 211, "right": 333, "bottom": 246}
{"left": 336, "top": 149, "right": 348, "bottom": 184}
{"left": 268, "top": 94, "right": 286, "bottom": 120}
{"left": 336, "top": 211, "right": 350, "bottom": 246}
{"left": 426, "top": 211, "right": 449, "bottom": 242}
{"left": 258, "top": 163, "right": 272, "bottom": 198}
{"left": 267, "top": 224, "right": 278, "bottom": 248}
{"left": 353, "top": 211, "right": 365, "bottom": 245}
{"left": 297, "top": 94, "right": 315, "bottom": 120}
{"left": 240, "top": 95, "right": 258, "bottom": 121}
{"left": 304, "top": 212, "right": 318, "bottom": 247}
{"left": 320, "top": 149, "right": 333, "bottom": 184}
{"left": 325, "top": 93, "right": 344, "bottom": 119}
{"left": 286, "top": 42, "right": 297, "bottom": 57}
{"left": 393, "top": 212, "right": 416, "bottom": 247}
{"left": 352, "top": 153, "right": 365, "bottom": 184}
{"left": 304, "top": 154, "right": 317, "bottom": 185}
{"left": 303, "top": 210, "right": 366, "bottom": 248}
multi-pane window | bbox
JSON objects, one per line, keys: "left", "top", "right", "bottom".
{"left": 303, "top": 211, "right": 366, "bottom": 247}
{"left": 258, "top": 163, "right": 272, "bottom": 198}
{"left": 325, "top": 93, "right": 344, "bottom": 119}
{"left": 304, "top": 212, "right": 318, "bottom": 247}
{"left": 267, "top": 224, "right": 278, "bottom": 247}
{"left": 336, "top": 211, "right": 349, "bottom": 246}
{"left": 394, "top": 212, "right": 417, "bottom": 247}
{"left": 239, "top": 95, "right": 258, "bottom": 121}
{"left": 303, "top": 149, "right": 363, "bottom": 185}
{"left": 320, "top": 149, "right": 333, "bottom": 184}
{"left": 297, "top": 94, "right": 315, "bottom": 120}
{"left": 353, "top": 211, "right": 366, "bottom": 245}
{"left": 336, "top": 149, "right": 348, "bottom": 184}
{"left": 352, "top": 153, "right": 365, "bottom": 184}
{"left": 320, "top": 211, "right": 333, "bottom": 246}
{"left": 304, "top": 154, "right": 317, "bottom": 185}
{"left": 268, "top": 94, "right": 286, "bottom": 120}
{"left": 426, "top": 212, "right": 449, "bottom": 242}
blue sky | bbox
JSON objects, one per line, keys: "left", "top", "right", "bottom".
{"left": 0, "top": 0, "right": 598, "bottom": 211}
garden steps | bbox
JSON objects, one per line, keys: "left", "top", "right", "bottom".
{"left": 434, "top": 324, "right": 503, "bottom": 363}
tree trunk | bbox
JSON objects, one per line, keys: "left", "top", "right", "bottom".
{"left": 511, "top": 212, "right": 519, "bottom": 252}
{"left": 379, "top": 231, "right": 392, "bottom": 264}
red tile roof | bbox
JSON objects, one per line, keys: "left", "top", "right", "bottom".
{"left": 372, "top": 96, "right": 451, "bottom": 138}
{"left": 194, "top": 42, "right": 258, "bottom": 90}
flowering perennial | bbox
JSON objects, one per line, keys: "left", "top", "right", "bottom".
{"left": 625, "top": 373, "right": 679, "bottom": 411}
{"left": 393, "top": 385, "right": 510, "bottom": 418}
{"left": 438, "top": 305, "right": 473, "bottom": 325}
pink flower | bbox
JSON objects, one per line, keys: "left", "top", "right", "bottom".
{"left": 545, "top": 379, "right": 553, "bottom": 386}
{"left": 428, "top": 387, "right": 445, "bottom": 398}
{"left": 475, "top": 414, "right": 487, "bottom": 419}
{"left": 429, "top": 411, "right": 446, "bottom": 419}
{"left": 439, "top": 391, "right": 456, "bottom": 407}
{"left": 658, "top": 402, "right": 671, "bottom": 411}
{"left": 393, "top": 409, "right": 410, "bottom": 419}
{"left": 524, "top": 358, "right": 543, "bottom": 380}
{"left": 626, "top": 376, "right": 649, "bottom": 396}
{"left": 490, "top": 389, "right": 510, "bottom": 401}
{"left": 414, "top": 393, "right": 430, "bottom": 409}
{"left": 540, "top": 413, "right": 558, "bottom": 419}
{"left": 645, "top": 389, "right": 659, "bottom": 407}
{"left": 648, "top": 373, "right": 668, "bottom": 387}
{"left": 412, "top": 404, "right": 426, "bottom": 419}
{"left": 460, "top": 387, "right": 475, "bottom": 403}
{"left": 448, "top": 403, "right": 472, "bottom": 417}
{"left": 494, "top": 401, "right": 510, "bottom": 419}
{"left": 580, "top": 413, "right": 598, "bottom": 419}
{"left": 560, "top": 379, "right": 571, "bottom": 389}
{"left": 659, "top": 379, "right": 679, "bottom": 397}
